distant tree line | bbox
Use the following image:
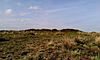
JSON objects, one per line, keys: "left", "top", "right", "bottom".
{"left": 24, "top": 29, "right": 82, "bottom": 32}
{"left": 0, "top": 29, "right": 82, "bottom": 32}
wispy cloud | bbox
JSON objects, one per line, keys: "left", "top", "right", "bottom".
{"left": 44, "top": 8, "right": 69, "bottom": 13}
{"left": 16, "top": 2, "right": 22, "bottom": 6}
{"left": 43, "top": 0, "right": 89, "bottom": 14}
{"left": 28, "top": 6, "right": 40, "bottom": 10}
{"left": 19, "top": 12, "right": 31, "bottom": 16}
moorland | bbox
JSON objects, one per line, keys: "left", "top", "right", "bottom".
{"left": 0, "top": 29, "right": 100, "bottom": 60}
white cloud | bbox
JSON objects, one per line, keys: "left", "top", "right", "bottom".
{"left": 28, "top": 6, "right": 39, "bottom": 10}
{"left": 4, "top": 9, "right": 12, "bottom": 16}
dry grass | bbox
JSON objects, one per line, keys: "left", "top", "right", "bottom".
{"left": 95, "top": 37, "right": 100, "bottom": 44}
{"left": 0, "top": 30, "right": 100, "bottom": 60}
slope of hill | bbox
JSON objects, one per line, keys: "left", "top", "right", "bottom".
{"left": 0, "top": 29, "right": 100, "bottom": 60}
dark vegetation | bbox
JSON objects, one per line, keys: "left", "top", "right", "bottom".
{"left": 0, "top": 38, "right": 9, "bottom": 42}
{"left": 24, "top": 28, "right": 82, "bottom": 32}
{"left": 0, "top": 29, "right": 100, "bottom": 60}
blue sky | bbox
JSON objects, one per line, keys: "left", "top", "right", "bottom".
{"left": 0, "top": 0, "right": 100, "bottom": 31}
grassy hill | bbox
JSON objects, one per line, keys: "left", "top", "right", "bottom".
{"left": 0, "top": 29, "right": 100, "bottom": 60}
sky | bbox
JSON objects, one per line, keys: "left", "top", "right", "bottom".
{"left": 0, "top": 0, "right": 100, "bottom": 32}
